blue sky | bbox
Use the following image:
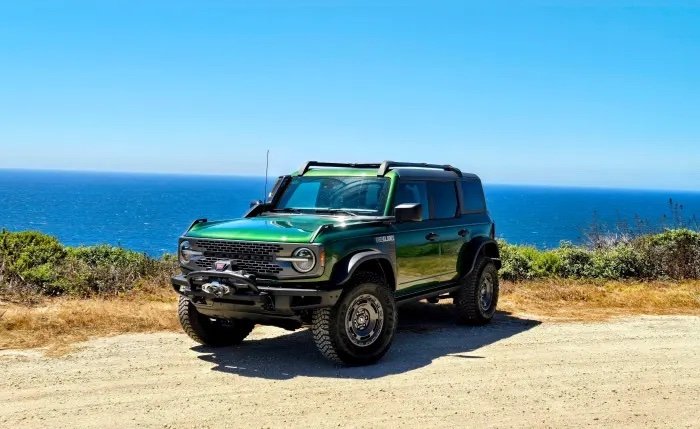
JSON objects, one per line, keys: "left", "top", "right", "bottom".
{"left": 1, "top": 1, "right": 698, "bottom": 190}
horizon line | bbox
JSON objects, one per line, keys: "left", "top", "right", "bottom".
{"left": 1, "top": 166, "right": 698, "bottom": 194}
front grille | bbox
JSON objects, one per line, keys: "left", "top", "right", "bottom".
{"left": 192, "top": 240, "right": 284, "bottom": 275}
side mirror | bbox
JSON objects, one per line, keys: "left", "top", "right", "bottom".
{"left": 250, "top": 199, "right": 263, "bottom": 208}
{"left": 394, "top": 203, "right": 423, "bottom": 222}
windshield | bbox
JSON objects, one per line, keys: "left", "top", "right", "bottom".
{"left": 273, "top": 176, "right": 390, "bottom": 216}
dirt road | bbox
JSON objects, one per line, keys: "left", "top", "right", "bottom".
{"left": 1, "top": 304, "right": 698, "bottom": 428}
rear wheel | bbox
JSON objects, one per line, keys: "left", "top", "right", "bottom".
{"left": 311, "top": 272, "right": 397, "bottom": 365}
{"left": 177, "top": 296, "right": 254, "bottom": 346}
{"left": 454, "top": 259, "right": 499, "bottom": 324}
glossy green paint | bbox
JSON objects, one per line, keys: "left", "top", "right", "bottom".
{"left": 186, "top": 215, "right": 381, "bottom": 243}
{"left": 181, "top": 166, "right": 495, "bottom": 293}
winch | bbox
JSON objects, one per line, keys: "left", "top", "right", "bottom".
{"left": 200, "top": 281, "right": 232, "bottom": 297}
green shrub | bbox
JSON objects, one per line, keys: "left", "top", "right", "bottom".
{"left": 499, "top": 241, "right": 534, "bottom": 281}
{"left": 638, "top": 229, "right": 700, "bottom": 279}
{"left": 0, "top": 230, "right": 176, "bottom": 297}
{"left": 53, "top": 246, "right": 165, "bottom": 296}
{"left": 553, "top": 242, "right": 594, "bottom": 278}
{"left": 589, "top": 244, "right": 648, "bottom": 279}
{"left": 0, "top": 230, "right": 67, "bottom": 294}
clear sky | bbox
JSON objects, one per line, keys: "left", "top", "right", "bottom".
{"left": 1, "top": 1, "right": 698, "bottom": 190}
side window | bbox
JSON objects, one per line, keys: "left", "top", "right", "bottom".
{"left": 461, "top": 179, "right": 486, "bottom": 213}
{"left": 428, "top": 181, "right": 459, "bottom": 219}
{"left": 394, "top": 181, "right": 429, "bottom": 220}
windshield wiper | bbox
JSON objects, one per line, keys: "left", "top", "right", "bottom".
{"left": 271, "top": 207, "right": 302, "bottom": 214}
{"left": 314, "top": 209, "right": 359, "bottom": 217}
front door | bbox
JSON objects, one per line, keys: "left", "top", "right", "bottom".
{"left": 393, "top": 179, "right": 462, "bottom": 296}
{"left": 393, "top": 180, "right": 438, "bottom": 294}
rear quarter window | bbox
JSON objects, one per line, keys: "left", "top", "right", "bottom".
{"left": 428, "top": 181, "right": 459, "bottom": 219}
{"left": 461, "top": 179, "right": 486, "bottom": 213}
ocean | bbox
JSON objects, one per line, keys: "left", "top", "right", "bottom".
{"left": 1, "top": 169, "right": 698, "bottom": 256}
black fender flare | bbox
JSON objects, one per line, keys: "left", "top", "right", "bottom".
{"left": 332, "top": 249, "right": 396, "bottom": 288}
{"left": 459, "top": 237, "right": 501, "bottom": 278}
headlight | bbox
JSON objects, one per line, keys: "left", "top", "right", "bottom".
{"left": 179, "top": 240, "right": 203, "bottom": 264}
{"left": 291, "top": 247, "right": 316, "bottom": 273}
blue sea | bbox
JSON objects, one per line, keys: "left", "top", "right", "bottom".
{"left": 1, "top": 169, "right": 698, "bottom": 256}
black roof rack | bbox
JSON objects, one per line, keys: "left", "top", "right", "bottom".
{"left": 298, "top": 160, "right": 462, "bottom": 177}
{"left": 377, "top": 161, "right": 462, "bottom": 177}
{"left": 299, "top": 161, "right": 382, "bottom": 175}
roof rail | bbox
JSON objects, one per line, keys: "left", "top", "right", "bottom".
{"left": 298, "top": 160, "right": 463, "bottom": 177}
{"left": 377, "top": 161, "right": 462, "bottom": 177}
{"left": 299, "top": 161, "right": 382, "bottom": 175}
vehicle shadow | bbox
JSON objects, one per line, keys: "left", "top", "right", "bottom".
{"left": 192, "top": 301, "right": 541, "bottom": 380}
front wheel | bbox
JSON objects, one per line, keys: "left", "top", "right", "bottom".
{"left": 177, "top": 296, "right": 254, "bottom": 347}
{"left": 311, "top": 272, "right": 397, "bottom": 365}
{"left": 454, "top": 259, "right": 499, "bottom": 324}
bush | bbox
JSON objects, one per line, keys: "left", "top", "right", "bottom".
{"left": 499, "top": 241, "right": 562, "bottom": 281}
{"left": 499, "top": 229, "right": 700, "bottom": 281}
{"left": 638, "top": 229, "right": 700, "bottom": 279}
{"left": 552, "top": 242, "right": 593, "bottom": 278}
{"left": 499, "top": 242, "right": 534, "bottom": 281}
{"left": 55, "top": 246, "right": 170, "bottom": 296}
{"left": 0, "top": 230, "right": 66, "bottom": 294}
{"left": 589, "top": 244, "right": 648, "bottom": 280}
{"left": 0, "top": 230, "right": 176, "bottom": 298}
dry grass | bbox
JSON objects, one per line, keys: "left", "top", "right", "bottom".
{"left": 0, "top": 286, "right": 178, "bottom": 355}
{"left": 500, "top": 279, "right": 700, "bottom": 320}
{"left": 1, "top": 279, "right": 699, "bottom": 355}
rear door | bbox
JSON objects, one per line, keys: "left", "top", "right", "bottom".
{"left": 426, "top": 180, "right": 463, "bottom": 284}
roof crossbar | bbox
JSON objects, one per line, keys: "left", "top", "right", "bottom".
{"left": 298, "top": 160, "right": 463, "bottom": 177}
{"left": 299, "top": 161, "right": 382, "bottom": 175}
{"left": 377, "top": 161, "right": 462, "bottom": 177}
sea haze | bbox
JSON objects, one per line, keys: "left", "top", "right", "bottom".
{"left": 1, "top": 169, "right": 698, "bottom": 256}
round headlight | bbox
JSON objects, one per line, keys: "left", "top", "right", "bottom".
{"left": 179, "top": 240, "right": 202, "bottom": 264}
{"left": 291, "top": 247, "right": 316, "bottom": 273}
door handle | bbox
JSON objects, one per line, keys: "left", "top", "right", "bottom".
{"left": 425, "top": 232, "right": 439, "bottom": 241}
{"left": 458, "top": 229, "right": 468, "bottom": 238}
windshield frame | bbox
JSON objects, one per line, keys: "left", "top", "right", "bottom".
{"left": 270, "top": 175, "right": 391, "bottom": 217}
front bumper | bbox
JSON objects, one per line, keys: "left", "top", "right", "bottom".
{"left": 172, "top": 270, "right": 341, "bottom": 323}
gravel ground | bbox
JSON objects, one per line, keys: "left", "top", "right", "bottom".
{"left": 1, "top": 303, "right": 698, "bottom": 428}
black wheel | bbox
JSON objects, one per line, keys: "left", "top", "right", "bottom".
{"left": 177, "top": 296, "right": 254, "bottom": 347}
{"left": 454, "top": 258, "right": 499, "bottom": 324}
{"left": 311, "top": 272, "right": 397, "bottom": 365}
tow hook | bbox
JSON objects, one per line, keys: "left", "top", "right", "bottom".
{"left": 201, "top": 281, "right": 235, "bottom": 297}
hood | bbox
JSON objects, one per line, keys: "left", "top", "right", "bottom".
{"left": 185, "top": 214, "right": 378, "bottom": 243}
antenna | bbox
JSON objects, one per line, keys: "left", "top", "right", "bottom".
{"left": 263, "top": 149, "right": 270, "bottom": 201}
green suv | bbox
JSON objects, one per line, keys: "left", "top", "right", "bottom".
{"left": 172, "top": 161, "right": 501, "bottom": 365}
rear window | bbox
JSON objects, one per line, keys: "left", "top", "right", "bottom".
{"left": 428, "top": 181, "right": 459, "bottom": 219}
{"left": 461, "top": 179, "right": 486, "bottom": 213}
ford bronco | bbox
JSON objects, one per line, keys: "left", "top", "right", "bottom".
{"left": 172, "top": 161, "right": 500, "bottom": 365}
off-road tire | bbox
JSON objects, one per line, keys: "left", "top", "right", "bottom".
{"left": 311, "top": 272, "right": 397, "bottom": 365}
{"left": 455, "top": 258, "right": 499, "bottom": 325}
{"left": 177, "top": 296, "right": 254, "bottom": 346}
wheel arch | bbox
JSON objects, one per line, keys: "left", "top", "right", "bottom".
{"left": 459, "top": 237, "right": 501, "bottom": 278}
{"left": 331, "top": 250, "right": 396, "bottom": 291}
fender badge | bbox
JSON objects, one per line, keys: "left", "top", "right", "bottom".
{"left": 375, "top": 235, "right": 395, "bottom": 243}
